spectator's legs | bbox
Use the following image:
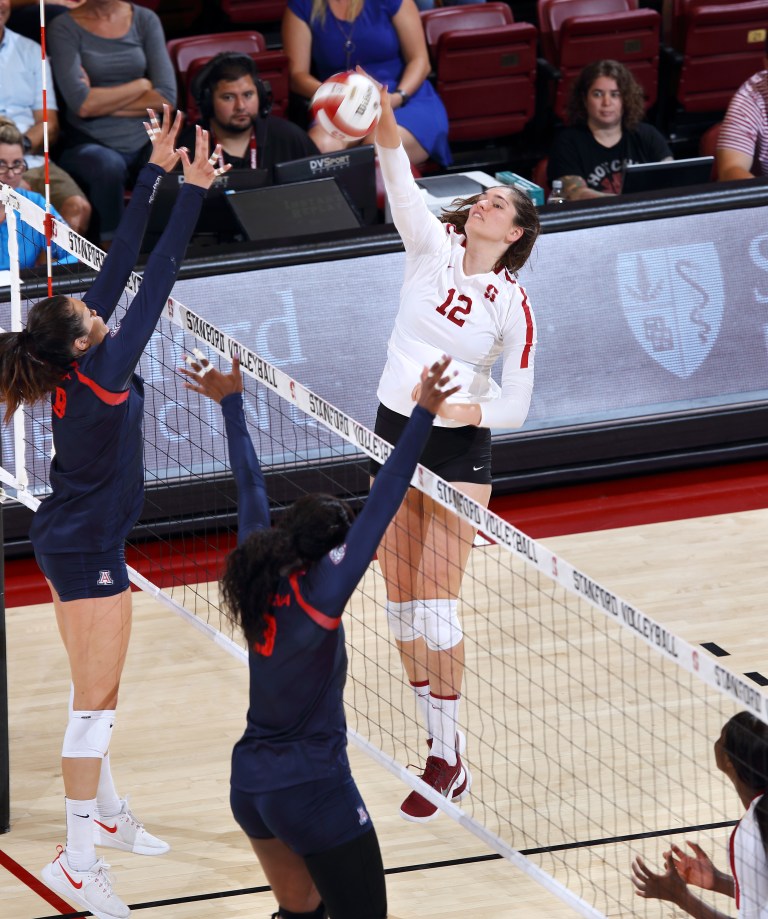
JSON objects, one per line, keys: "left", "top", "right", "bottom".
{"left": 58, "top": 144, "right": 131, "bottom": 244}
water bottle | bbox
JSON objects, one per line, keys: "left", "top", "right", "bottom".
{"left": 547, "top": 179, "right": 565, "bottom": 205}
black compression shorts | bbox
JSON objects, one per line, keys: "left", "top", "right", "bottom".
{"left": 370, "top": 403, "right": 492, "bottom": 485}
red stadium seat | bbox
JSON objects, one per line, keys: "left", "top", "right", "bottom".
{"left": 167, "top": 31, "right": 267, "bottom": 86}
{"left": 537, "top": 0, "right": 661, "bottom": 120}
{"left": 669, "top": 0, "right": 768, "bottom": 114}
{"left": 166, "top": 31, "right": 290, "bottom": 119}
{"left": 219, "top": 0, "right": 287, "bottom": 25}
{"left": 420, "top": 4, "right": 538, "bottom": 142}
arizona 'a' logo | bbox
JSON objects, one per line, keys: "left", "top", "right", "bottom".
{"left": 617, "top": 244, "right": 724, "bottom": 379}
{"left": 97, "top": 570, "right": 114, "bottom": 586}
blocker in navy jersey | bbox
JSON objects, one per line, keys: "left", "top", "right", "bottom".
{"left": 224, "top": 392, "right": 435, "bottom": 797}
{"left": 29, "top": 164, "right": 205, "bottom": 557}
{"left": 184, "top": 353, "right": 454, "bottom": 918}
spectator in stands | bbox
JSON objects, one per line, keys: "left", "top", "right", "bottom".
{"left": 47, "top": 0, "right": 176, "bottom": 244}
{"left": 8, "top": 0, "right": 83, "bottom": 43}
{"left": 282, "top": 0, "right": 452, "bottom": 167}
{"left": 178, "top": 52, "right": 318, "bottom": 177}
{"left": 547, "top": 59, "right": 672, "bottom": 200}
{"left": 0, "top": 120, "right": 76, "bottom": 270}
{"left": 716, "top": 42, "right": 768, "bottom": 182}
{"left": 0, "top": 1, "right": 91, "bottom": 234}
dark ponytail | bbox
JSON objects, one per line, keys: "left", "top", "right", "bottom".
{"left": 0, "top": 295, "right": 84, "bottom": 422}
{"left": 724, "top": 711, "right": 768, "bottom": 859}
{"left": 220, "top": 493, "right": 353, "bottom": 647}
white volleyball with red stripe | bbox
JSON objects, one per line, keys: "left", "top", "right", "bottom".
{"left": 310, "top": 71, "right": 381, "bottom": 142}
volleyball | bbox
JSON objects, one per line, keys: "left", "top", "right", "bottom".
{"left": 310, "top": 71, "right": 381, "bottom": 142}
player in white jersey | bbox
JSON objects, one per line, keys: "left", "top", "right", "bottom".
{"left": 632, "top": 711, "right": 768, "bottom": 918}
{"left": 371, "top": 83, "right": 541, "bottom": 822}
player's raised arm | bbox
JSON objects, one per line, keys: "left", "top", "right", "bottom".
{"left": 93, "top": 125, "right": 227, "bottom": 391}
{"left": 181, "top": 355, "right": 271, "bottom": 542}
{"left": 85, "top": 105, "right": 184, "bottom": 320}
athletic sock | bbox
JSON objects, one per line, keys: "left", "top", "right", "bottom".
{"left": 96, "top": 752, "right": 122, "bottom": 819}
{"left": 64, "top": 796, "right": 98, "bottom": 870}
{"left": 409, "top": 679, "right": 431, "bottom": 740}
{"left": 429, "top": 693, "right": 460, "bottom": 766}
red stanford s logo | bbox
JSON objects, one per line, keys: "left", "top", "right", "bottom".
{"left": 484, "top": 284, "right": 498, "bottom": 302}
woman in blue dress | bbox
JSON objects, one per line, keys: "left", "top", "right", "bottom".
{"left": 282, "top": 0, "right": 452, "bottom": 166}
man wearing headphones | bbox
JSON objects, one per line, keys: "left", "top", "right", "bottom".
{"left": 179, "top": 52, "right": 317, "bottom": 177}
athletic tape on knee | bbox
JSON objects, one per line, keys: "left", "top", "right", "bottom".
{"left": 62, "top": 709, "right": 115, "bottom": 759}
{"left": 421, "top": 599, "right": 462, "bottom": 651}
{"left": 385, "top": 599, "right": 423, "bottom": 643}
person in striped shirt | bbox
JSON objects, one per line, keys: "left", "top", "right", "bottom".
{"left": 717, "top": 47, "right": 768, "bottom": 182}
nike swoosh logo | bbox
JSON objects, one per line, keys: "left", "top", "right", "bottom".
{"left": 60, "top": 864, "right": 83, "bottom": 890}
{"left": 473, "top": 465, "right": 484, "bottom": 471}
{"left": 94, "top": 819, "right": 118, "bottom": 833}
{"left": 73, "top": 813, "right": 90, "bottom": 819}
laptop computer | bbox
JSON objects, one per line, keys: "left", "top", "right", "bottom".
{"left": 225, "top": 178, "right": 362, "bottom": 242}
{"left": 142, "top": 168, "right": 271, "bottom": 251}
{"left": 621, "top": 156, "right": 714, "bottom": 194}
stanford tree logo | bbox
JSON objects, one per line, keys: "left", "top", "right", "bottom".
{"left": 617, "top": 243, "right": 724, "bottom": 379}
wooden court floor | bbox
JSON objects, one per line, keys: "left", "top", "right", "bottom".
{"left": 2, "top": 506, "right": 767, "bottom": 919}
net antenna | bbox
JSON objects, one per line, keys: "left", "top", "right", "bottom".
{"left": 33, "top": 0, "right": 54, "bottom": 293}
{"left": 2, "top": 191, "right": 767, "bottom": 915}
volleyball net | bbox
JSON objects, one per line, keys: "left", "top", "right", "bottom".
{"left": 2, "top": 186, "right": 766, "bottom": 917}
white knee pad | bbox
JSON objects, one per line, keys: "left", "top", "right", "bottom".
{"left": 421, "top": 599, "right": 463, "bottom": 651}
{"left": 62, "top": 709, "right": 115, "bottom": 759}
{"left": 385, "top": 599, "right": 424, "bottom": 643}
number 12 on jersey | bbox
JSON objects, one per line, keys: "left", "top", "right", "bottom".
{"left": 436, "top": 288, "right": 472, "bottom": 327}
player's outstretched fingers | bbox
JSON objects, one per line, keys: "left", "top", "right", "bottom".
{"left": 180, "top": 127, "right": 219, "bottom": 190}
{"left": 147, "top": 104, "right": 183, "bottom": 171}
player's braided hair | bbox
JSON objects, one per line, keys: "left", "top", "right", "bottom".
{"left": 724, "top": 711, "right": 768, "bottom": 860}
{"left": 441, "top": 186, "right": 540, "bottom": 275}
{"left": 220, "top": 494, "right": 354, "bottom": 646}
{"left": 0, "top": 294, "right": 84, "bottom": 423}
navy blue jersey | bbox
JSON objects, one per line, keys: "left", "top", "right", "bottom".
{"left": 29, "top": 164, "right": 206, "bottom": 554}
{"left": 223, "top": 393, "right": 434, "bottom": 793}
